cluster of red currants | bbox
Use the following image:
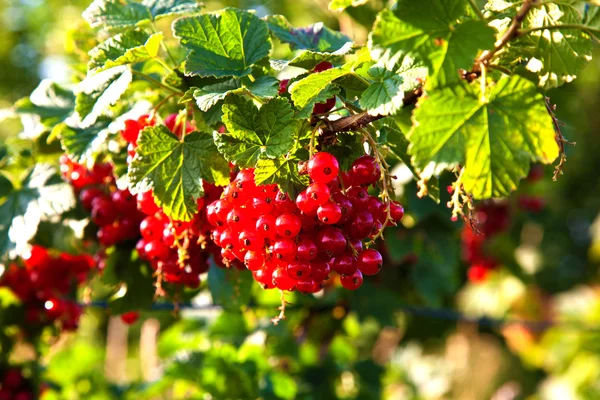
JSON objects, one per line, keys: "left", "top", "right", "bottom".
{"left": 0, "top": 366, "right": 34, "bottom": 400}
{"left": 206, "top": 152, "right": 404, "bottom": 293}
{"left": 134, "top": 186, "right": 223, "bottom": 288}
{"left": 462, "top": 202, "right": 510, "bottom": 283}
{"left": 0, "top": 246, "right": 93, "bottom": 331}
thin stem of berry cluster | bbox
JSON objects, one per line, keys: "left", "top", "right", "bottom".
{"left": 446, "top": 168, "right": 475, "bottom": 223}
{"left": 359, "top": 128, "right": 394, "bottom": 245}
{"left": 271, "top": 290, "right": 288, "bottom": 325}
{"left": 545, "top": 97, "right": 574, "bottom": 181}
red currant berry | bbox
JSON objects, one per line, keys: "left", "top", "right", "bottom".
{"left": 272, "top": 239, "right": 297, "bottom": 261}
{"left": 296, "top": 236, "right": 318, "bottom": 262}
{"left": 278, "top": 79, "right": 290, "bottom": 95}
{"left": 275, "top": 213, "right": 302, "bottom": 238}
{"left": 120, "top": 311, "right": 139, "bottom": 325}
{"left": 111, "top": 189, "right": 137, "bottom": 213}
{"left": 357, "top": 249, "right": 383, "bottom": 275}
{"left": 306, "top": 182, "right": 331, "bottom": 206}
{"left": 296, "top": 279, "right": 321, "bottom": 294}
{"left": 313, "top": 97, "right": 336, "bottom": 115}
{"left": 311, "top": 261, "right": 331, "bottom": 281}
{"left": 296, "top": 191, "right": 319, "bottom": 215}
{"left": 253, "top": 268, "right": 275, "bottom": 289}
{"left": 244, "top": 250, "right": 265, "bottom": 271}
{"left": 313, "top": 61, "right": 333, "bottom": 73}
{"left": 137, "top": 191, "right": 160, "bottom": 215}
{"left": 317, "top": 201, "right": 342, "bottom": 224}
{"left": 350, "top": 155, "right": 381, "bottom": 186}
{"left": 239, "top": 230, "right": 265, "bottom": 251}
{"left": 79, "top": 187, "right": 104, "bottom": 211}
{"left": 140, "top": 215, "right": 166, "bottom": 240}
{"left": 91, "top": 199, "right": 118, "bottom": 226}
{"left": 98, "top": 224, "right": 121, "bottom": 246}
{"left": 256, "top": 214, "right": 278, "bottom": 240}
{"left": 287, "top": 261, "right": 311, "bottom": 280}
{"left": 273, "top": 267, "right": 296, "bottom": 291}
{"left": 307, "top": 152, "right": 339, "bottom": 184}
{"left": 389, "top": 201, "right": 404, "bottom": 222}
{"left": 144, "top": 241, "right": 171, "bottom": 262}
{"left": 316, "top": 227, "right": 347, "bottom": 257}
{"left": 349, "top": 211, "right": 374, "bottom": 239}
{"left": 346, "top": 186, "right": 369, "bottom": 209}
{"left": 340, "top": 270, "right": 363, "bottom": 290}
{"left": 332, "top": 255, "right": 357, "bottom": 276}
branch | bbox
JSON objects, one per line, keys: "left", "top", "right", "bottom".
{"left": 475, "top": 0, "right": 538, "bottom": 69}
{"left": 319, "top": 87, "right": 422, "bottom": 137}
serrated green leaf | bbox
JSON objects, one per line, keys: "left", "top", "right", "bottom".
{"left": 271, "top": 42, "right": 354, "bottom": 71}
{"left": 0, "top": 164, "right": 75, "bottom": 259}
{"left": 359, "top": 63, "right": 404, "bottom": 116}
{"left": 295, "top": 85, "right": 340, "bottom": 119}
{"left": 83, "top": 0, "right": 150, "bottom": 29}
{"left": 408, "top": 76, "right": 559, "bottom": 198}
{"left": 254, "top": 156, "right": 309, "bottom": 196}
{"left": 329, "top": 0, "right": 368, "bottom": 11}
{"left": 265, "top": 15, "right": 352, "bottom": 52}
{"left": 207, "top": 261, "right": 253, "bottom": 311}
{"left": 173, "top": 8, "right": 271, "bottom": 78}
{"left": 88, "top": 30, "right": 163, "bottom": 73}
{"left": 498, "top": 2, "right": 593, "bottom": 89}
{"left": 76, "top": 66, "right": 132, "bottom": 128}
{"left": 290, "top": 67, "right": 350, "bottom": 109}
{"left": 369, "top": 3, "right": 495, "bottom": 88}
{"left": 83, "top": 0, "right": 202, "bottom": 29}
{"left": 56, "top": 119, "right": 111, "bottom": 164}
{"left": 245, "top": 76, "right": 279, "bottom": 98}
{"left": 215, "top": 95, "right": 298, "bottom": 167}
{"left": 189, "top": 80, "right": 240, "bottom": 111}
{"left": 129, "top": 126, "right": 230, "bottom": 221}
{"left": 14, "top": 80, "right": 75, "bottom": 129}
{"left": 142, "top": 0, "right": 202, "bottom": 19}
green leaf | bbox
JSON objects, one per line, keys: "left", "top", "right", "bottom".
{"left": 0, "top": 174, "right": 13, "bottom": 198}
{"left": 270, "top": 43, "right": 354, "bottom": 71}
{"left": 207, "top": 262, "right": 253, "bottom": 311}
{"left": 56, "top": 118, "right": 111, "bottom": 164}
{"left": 83, "top": 0, "right": 150, "bottom": 29}
{"left": 369, "top": 3, "right": 495, "bottom": 88}
{"left": 265, "top": 15, "right": 352, "bottom": 52}
{"left": 215, "top": 95, "right": 298, "bottom": 168}
{"left": 408, "top": 75, "right": 559, "bottom": 198}
{"left": 188, "top": 80, "right": 240, "bottom": 111}
{"left": 75, "top": 66, "right": 132, "bottom": 128}
{"left": 173, "top": 8, "right": 271, "bottom": 78}
{"left": 498, "top": 2, "right": 593, "bottom": 88}
{"left": 14, "top": 80, "right": 75, "bottom": 129}
{"left": 290, "top": 67, "right": 350, "bottom": 109}
{"left": 254, "top": 156, "right": 309, "bottom": 196}
{"left": 142, "top": 0, "right": 202, "bottom": 19}
{"left": 88, "top": 30, "right": 163, "bottom": 73}
{"left": 329, "top": 0, "right": 368, "bottom": 12}
{"left": 128, "top": 126, "right": 230, "bottom": 221}
{"left": 245, "top": 76, "right": 279, "bottom": 98}
{"left": 0, "top": 164, "right": 75, "bottom": 259}
{"left": 359, "top": 62, "right": 404, "bottom": 116}
{"left": 83, "top": 0, "right": 202, "bottom": 29}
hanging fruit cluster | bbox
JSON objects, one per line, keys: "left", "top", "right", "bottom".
{"left": 207, "top": 152, "right": 403, "bottom": 293}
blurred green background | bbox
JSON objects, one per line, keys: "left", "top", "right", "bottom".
{"left": 2, "top": 0, "right": 600, "bottom": 399}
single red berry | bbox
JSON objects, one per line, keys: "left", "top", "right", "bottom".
{"left": 278, "top": 79, "right": 290, "bottom": 95}
{"left": 273, "top": 268, "right": 296, "bottom": 291}
{"left": 332, "top": 254, "right": 357, "bottom": 276}
{"left": 311, "top": 261, "right": 331, "bottom": 282}
{"left": 122, "top": 119, "right": 141, "bottom": 143}
{"left": 332, "top": 193, "right": 354, "bottom": 223}
{"left": 349, "top": 211, "right": 374, "bottom": 239}
{"left": 3, "top": 368, "right": 23, "bottom": 389}
{"left": 272, "top": 239, "right": 297, "bottom": 261}
{"left": 120, "top": 311, "right": 139, "bottom": 325}
{"left": 23, "top": 245, "right": 50, "bottom": 270}
{"left": 220, "top": 229, "right": 239, "bottom": 251}
{"left": 253, "top": 268, "right": 275, "bottom": 289}
{"left": 389, "top": 201, "right": 405, "bottom": 223}
{"left": 316, "top": 227, "right": 347, "bottom": 257}
{"left": 111, "top": 189, "right": 137, "bottom": 213}
{"left": 97, "top": 224, "right": 121, "bottom": 246}
{"left": 307, "top": 152, "right": 339, "bottom": 184}
{"left": 313, "top": 97, "right": 336, "bottom": 115}
{"left": 274, "top": 191, "right": 297, "bottom": 213}
{"left": 357, "top": 249, "right": 383, "bottom": 276}
{"left": 244, "top": 250, "right": 265, "bottom": 271}
{"left": 239, "top": 230, "right": 265, "bottom": 251}
{"left": 296, "top": 191, "right": 319, "bottom": 215}
{"left": 13, "top": 392, "right": 34, "bottom": 400}
{"left": 140, "top": 215, "right": 166, "bottom": 240}
{"left": 340, "top": 270, "right": 363, "bottom": 290}
{"left": 91, "top": 198, "right": 118, "bottom": 226}
{"left": 137, "top": 191, "right": 160, "bottom": 215}
{"left": 255, "top": 214, "right": 278, "bottom": 240}
{"left": 144, "top": 241, "right": 171, "bottom": 262}
{"left": 248, "top": 196, "right": 275, "bottom": 217}
{"left": 296, "top": 236, "right": 318, "bottom": 262}
{"left": 296, "top": 279, "right": 321, "bottom": 294}
{"left": 306, "top": 182, "right": 331, "bottom": 206}
{"left": 350, "top": 155, "right": 381, "bottom": 186}
{"left": 287, "top": 261, "right": 311, "bottom": 280}
{"left": 275, "top": 213, "right": 302, "bottom": 238}
{"left": 468, "top": 264, "right": 489, "bottom": 283}
{"left": 317, "top": 201, "right": 342, "bottom": 224}
{"left": 346, "top": 186, "right": 369, "bottom": 209}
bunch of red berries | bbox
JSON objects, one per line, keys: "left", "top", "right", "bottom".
{"left": 0, "top": 246, "right": 93, "bottom": 331}
{"left": 0, "top": 366, "right": 34, "bottom": 400}
{"left": 462, "top": 202, "right": 510, "bottom": 283}
{"left": 206, "top": 152, "right": 404, "bottom": 293}
{"left": 59, "top": 156, "right": 113, "bottom": 191}
{"left": 135, "top": 185, "right": 224, "bottom": 288}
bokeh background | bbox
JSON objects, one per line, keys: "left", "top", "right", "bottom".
{"left": 2, "top": 0, "right": 600, "bottom": 399}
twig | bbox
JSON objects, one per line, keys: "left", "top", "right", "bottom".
{"left": 271, "top": 290, "right": 288, "bottom": 325}
{"left": 545, "top": 97, "right": 574, "bottom": 181}
{"left": 475, "top": 0, "right": 538, "bottom": 70}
